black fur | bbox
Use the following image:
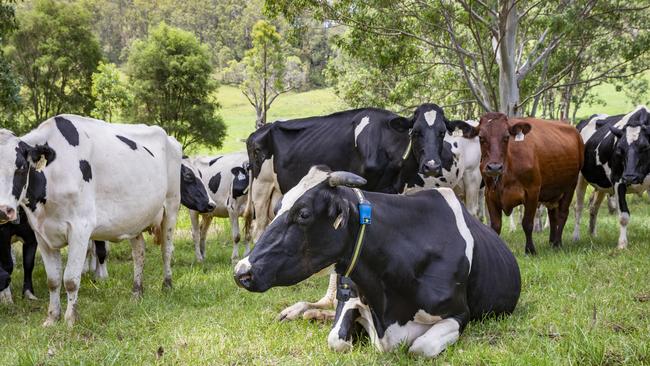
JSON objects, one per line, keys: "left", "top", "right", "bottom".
{"left": 116, "top": 135, "right": 137, "bottom": 150}
{"left": 79, "top": 160, "right": 92, "bottom": 182}
{"left": 54, "top": 116, "right": 79, "bottom": 146}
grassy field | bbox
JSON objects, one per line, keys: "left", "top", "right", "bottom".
{"left": 2, "top": 86, "right": 650, "bottom": 365}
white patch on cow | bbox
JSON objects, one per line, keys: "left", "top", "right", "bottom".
{"left": 436, "top": 188, "right": 474, "bottom": 269}
{"left": 424, "top": 110, "right": 438, "bottom": 127}
{"left": 615, "top": 105, "right": 648, "bottom": 128}
{"left": 514, "top": 131, "right": 525, "bottom": 141}
{"left": 354, "top": 116, "right": 370, "bottom": 147}
{"left": 452, "top": 129, "right": 463, "bottom": 137}
{"left": 272, "top": 167, "right": 329, "bottom": 221}
{"left": 234, "top": 256, "right": 251, "bottom": 274}
{"left": 465, "top": 119, "right": 479, "bottom": 127}
{"left": 626, "top": 126, "right": 641, "bottom": 144}
{"left": 580, "top": 114, "right": 608, "bottom": 143}
{"left": 408, "top": 318, "right": 460, "bottom": 358}
{"left": 426, "top": 159, "right": 437, "bottom": 167}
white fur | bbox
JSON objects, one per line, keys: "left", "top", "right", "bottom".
{"left": 626, "top": 126, "right": 641, "bottom": 143}
{"left": 436, "top": 188, "right": 474, "bottom": 269}
{"left": 354, "top": 116, "right": 370, "bottom": 147}
{"left": 234, "top": 256, "right": 251, "bottom": 274}
{"left": 273, "top": 167, "right": 329, "bottom": 220}
{"left": 424, "top": 110, "right": 438, "bottom": 127}
{"left": 408, "top": 318, "right": 460, "bottom": 358}
{"left": 9, "top": 114, "right": 181, "bottom": 326}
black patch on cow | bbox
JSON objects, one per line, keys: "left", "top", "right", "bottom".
{"left": 455, "top": 169, "right": 460, "bottom": 178}
{"left": 209, "top": 156, "right": 222, "bottom": 166}
{"left": 434, "top": 183, "right": 440, "bottom": 187}
{"left": 79, "top": 160, "right": 92, "bottom": 182}
{"left": 231, "top": 167, "right": 249, "bottom": 198}
{"left": 116, "top": 135, "right": 137, "bottom": 150}
{"left": 12, "top": 143, "right": 56, "bottom": 202}
{"left": 25, "top": 168, "right": 47, "bottom": 211}
{"left": 440, "top": 141, "right": 454, "bottom": 171}
{"left": 143, "top": 146, "right": 154, "bottom": 157}
{"left": 209, "top": 172, "right": 222, "bottom": 194}
{"left": 55, "top": 116, "right": 79, "bottom": 146}
{"left": 453, "top": 142, "right": 458, "bottom": 148}
{"left": 439, "top": 177, "right": 447, "bottom": 183}
{"left": 94, "top": 241, "right": 107, "bottom": 264}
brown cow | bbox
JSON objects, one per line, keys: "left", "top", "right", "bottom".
{"left": 474, "top": 113, "right": 584, "bottom": 255}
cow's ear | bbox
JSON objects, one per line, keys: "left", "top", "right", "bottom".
{"left": 609, "top": 125, "right": 624, "bottom": 138}
{"left": 28, "top": 143, "right": 56, "bottom": 169}
{"left": 329, "top": 196, "right": 350, "bottom": 230}
{"left": 388, "top": 116, "right": 413, "bottom": 133}
{"left": 445, "top": 119, "right": 479, "bottom": 138}
{"left": 508, "top": 122, "right": 532, "bottom": 137}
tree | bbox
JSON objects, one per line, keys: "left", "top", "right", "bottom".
{"left": 5, "top": 0, "right": 103, "bottom": 128}
{"left": 0, "top": 0, "right": 20, "bottom": 130}
{"left": 127, "top": 22, "right": 226, "bottom": 149}
{"left": 223, "top": 20, "right": 305, "bottom": 128}
{"left": 91, "top": 62, "right": 132, "bottom": 122}
{"left": 268, "top": 0, "right": 650, "bottom": 119}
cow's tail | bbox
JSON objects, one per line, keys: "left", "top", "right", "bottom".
{"left": 243, "top": 177, "right": 255, "bottom": 244}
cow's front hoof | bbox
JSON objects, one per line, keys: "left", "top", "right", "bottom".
{"left": 42, "top": 315, "right": 59, "bottom": 327}
{"left": 95, "top": 264, "right": 109, "bottom": 281}
{"left": 328, "top": 330, "right": 353, "bottom": 352}
{"left": 524, "top": 247, "right": 537, "bottom": 256}
{"left": 617, "top": 241, "right": 628, "bottom": 250}
{"left": 64, "top": 307, "right": 78, "bottom": 328}
{"left": 0, "top": 287, "right": 13, "bottom": 304}
{"left": 303, "top": 309, "right": 335, "bottom": 322}
{"left": 278, "top": 301, "right": 309, "bottom": 321}
{"left": 162, "top": 278, "right": 173, "bottom": 290}
{"left": 23, "top": 289, "right": 38, "bottom": 300}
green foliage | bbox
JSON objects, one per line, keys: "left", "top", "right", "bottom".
{"left": 0, "top": 0, "right": 19, "bottom": 130}
{"left": 127, "top": 22, "right": 226, "bottom": 149}
{"left": 5, "top": 0, "right": 102, "bottom": 129}
{"left": 91, "top": 62, "right": 132, "bottom": 122}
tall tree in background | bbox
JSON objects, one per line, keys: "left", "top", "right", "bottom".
{"left": 91, "top": 62, "right": 132, "bottom": 122}
{"left": 0, "top": 0, "right": 20, "bottom": 130}
{"left": 223, "top": 20, "right": 305, "bottom": 128}
{"left": 127, "top": 23, "right": 226, "bottom": 149}
{"left": 5, "top": 0, "right": 102, "bottom": 129}
{"left": 268, "top": 0, "right": 650, "bottom": 119}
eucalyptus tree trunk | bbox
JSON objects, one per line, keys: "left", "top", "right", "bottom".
{"left": 497, "top": 0, "right": 520, "bottom": 117}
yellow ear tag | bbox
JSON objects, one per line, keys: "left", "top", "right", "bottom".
{"left": 34, "top": 155, "right": 47, "bottom": 172}
{"left": 333, "top": 214, "right": 344, "bottom": 230}
{"left": 515, "top": 131, "right": 525, "bottom": 142}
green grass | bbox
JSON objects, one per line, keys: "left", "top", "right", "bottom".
{"left": 1, "top": 195, "right": 650, "bottom": 365}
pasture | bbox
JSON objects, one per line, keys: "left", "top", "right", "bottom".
{"left": 2, "top": 87, "right": 650, "bottom": 365}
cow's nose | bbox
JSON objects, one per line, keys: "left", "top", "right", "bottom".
{"left": 233, "top": 258, "right": 253, "bottom": 289}
{"left": 486, "top": 163, "right": 503, "bottom": 176}
{"left": 207, "top": 202, "right": 216, "bottom": 212}
{"left": 0, "top": 206, "right": 16, "bottom": 223}
{"left": 623, "top": 174, "right": 640, "bottom": 185}
{"left": 422, "top": 161, "right": 442, "bottom": 177}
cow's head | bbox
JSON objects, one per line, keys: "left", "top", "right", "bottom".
{"left": 475, "top": 112, "right": 531, "bottom": 178}
{"left": 180, "top": 158, "right": 216, "bottom": 213}
{"left": 246, "top": 123, "right": 274, "bottom": 179}
{"left": 234, "top": 166, "right": 365, "bottom": 292}
{"left": 0, "top": 129, "right": 56, "bottom": 223}
{"left": 410, "top": 103, "right": 477, "bottom": 177}
{"left": 231, "top": 163, "right": 250, "bottom": 199}
{"left": 609, "top": 107, "right": 650, "bottom": 185}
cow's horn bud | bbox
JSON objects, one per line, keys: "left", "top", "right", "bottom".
{"left": 328, "top": 171, "right": 367, "bottom": 188}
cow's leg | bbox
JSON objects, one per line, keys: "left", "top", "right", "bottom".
{"left": 199, "top": 215, "right": 212, "bottom": 260}
{"left": 189, "top": 210, "right": 203, "bottom": 262}
{"left": 522, "top": 198, "right": 539, "bottom": 255}
{"left": 161, "top": 210, "right": 177, "bottom": 290}
{"left": 508, "top": 209, "right": 517, "bottom": 232}
{"left": 131, "top": 234, "right": 145, "bottom": 298}
{"left": 547, "top": 206, "right": 559, "bottom": 247}
{"left": 463, "top": 169, "right": 481, "bottom": 218}
{"left": 572, "top": 173, "right": 588, "bottom": 242}
{"left": 0, "top": 233, "right": 13, "bottom": 303}
{"left": 22, "top": 234, "right": 38, "bottom": 299}
{"left": 533, "top": 205, "right": 544, "bottom": 233}
{"left": 229, "top": 210, "right": 241, "bottom": 263}
{"left": 588, "top": 190, "right": 606, "bottom": 236}
{"left": 279, "top": 272, "right": 337, "bottom": 321}
{"left": 607, "top": 194, "right": 617, "bottom": 214}
{"left": 39, "top": 241, "right": 62, "bottom": 327}
{"left": 554, "top": 188, "right": 576, "bottom": 248}
{"left": 409, "top": 318, "right": 462, "bottom": 358}
{"left": 94, "top": 241, "right": 108, "bottom": 280}
{"left": 62, "top": 232, "right": 90, "bottom": 327}
{"left": 614, "top": 183, "right": 630, "bottom": 249}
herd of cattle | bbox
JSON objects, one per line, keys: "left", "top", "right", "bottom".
{"left": 1, "top": 104, "right": 649, "bottom": 358}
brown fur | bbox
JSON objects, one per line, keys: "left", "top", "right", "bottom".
{"left": 476, "top": 112, "right": 584, "bottom": 254}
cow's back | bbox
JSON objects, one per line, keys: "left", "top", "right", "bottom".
{"left": 462, "top": 209, "right": 520, "bottom": 319}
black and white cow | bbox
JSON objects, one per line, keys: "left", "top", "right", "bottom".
{"left": 0, "top": 114, "right": 208, "bottom": 326}
{"left": 573, "top": 106, "right": 650, "bottom": 248}
{"left": 234, "top": 166, "right": 521, "bottom": 357}
{"left": 0, "top": 208, "right": 38, "bottom": 303}
{"left": 186, "top": 152, "right": 251, "bottom": 262}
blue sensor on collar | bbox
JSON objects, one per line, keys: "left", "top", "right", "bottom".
{"left": 358, "top": 201, "right": 372, "bottom": 225}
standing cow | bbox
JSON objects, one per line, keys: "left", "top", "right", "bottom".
{"left": 187, "top": 152, "right": 251, "bottom": 262}
{"left": 474, "top": 113, "right": 584, "bottom": 255}
{"left": 0, "top": 208, "right": 38, "bottom": 303}
{"left": 234, "top": 167, "right": 520, "bottom": 358}
{"left": 0, "top": 115, "right": 209, "bottom": 326}
{"left": 572, "top": 106, "right": 650, "bottom": 248}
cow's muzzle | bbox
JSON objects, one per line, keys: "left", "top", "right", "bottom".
{"left": 0, "top": 205, "right": 17, "bottom": 224}
{"left": 485, "top": 163, "right": 503, "bottom": 177}
{"left": 421, "top": 161, "right": 442, "bottom": 177}
{"left": 622, "top": 174, "right": 642, "bottom": 185}
{"left": 233, "top": 257, "right": 253, "bottom": 289}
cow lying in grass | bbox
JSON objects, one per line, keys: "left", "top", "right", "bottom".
{"left": 234, "top": 166, "right": 521, "bottom": 357}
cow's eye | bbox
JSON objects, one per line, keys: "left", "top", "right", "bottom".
{"left": 183, "top": 173, "right": 194, "bottom": 182}
{"left": 297, "top": 208, "right": 311, "bottom": 222}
